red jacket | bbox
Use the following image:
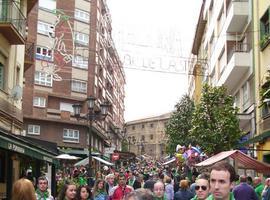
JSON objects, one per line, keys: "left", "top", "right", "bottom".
{"left": 111, "top": 185, "right": 133, "bottom": 200}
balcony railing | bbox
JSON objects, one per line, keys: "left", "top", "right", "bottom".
{"left": 24, "top": 42, "right": 35, "bottom": 71}
{"left": 0, "top": 1, "right": 26, "bottom": 43}
{"left": 227, "top": 43, "right": 250, "bottom": 63}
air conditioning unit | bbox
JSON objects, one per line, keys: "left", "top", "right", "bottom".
{"left": 21, "top": 130, "right": 26, "bottom": 136}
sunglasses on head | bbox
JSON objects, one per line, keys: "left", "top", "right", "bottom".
{"left": 195, "top": 185, "right": 207, "bottom": 191}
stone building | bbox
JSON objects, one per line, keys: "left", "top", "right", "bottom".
{"left": 125, "top": 113, "right": 171, "bottom": 160}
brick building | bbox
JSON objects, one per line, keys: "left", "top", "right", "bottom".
{"left": 23, "top": 0, "right": 125, "bottom": 160}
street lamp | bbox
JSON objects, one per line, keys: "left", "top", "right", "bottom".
{"left": 73, "top": 96, "right": 110, "bottom": 178}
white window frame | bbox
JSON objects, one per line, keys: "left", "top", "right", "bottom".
{"left": 72, "top": 55, "right": 88, "bottom": 69}
{"left": 33, "top": 97, "right": 46, "bottom": 108}
{"left": 35, "top": 71, "right": 53, "bottom": 87}
{"left": 36, "top": 46, "right": 53, "bottom": 61}
{"left": 75, "top": 32, "right": 89, "bottom": 45}
{"left": 28, "top": 125, "right": 41, "bottom": 135}
{"left": 75, "top": 9, "right": 89, "bottom": 23}
{"left": 71, "top": 80, "right": 87, "bottom": 93}
{"left": 37, "top": 21, "right": 54, "bottom": 36}
{"left": 39, "top": 0, "right": 56, "bottom": 11}
{"left": 63, "top": 129, "right": 79, "bottom": 143}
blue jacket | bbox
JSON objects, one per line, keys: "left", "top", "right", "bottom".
{"left": 174, "top": 189, "right": 194, "bottom": 200}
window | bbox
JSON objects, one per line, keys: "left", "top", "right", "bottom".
{"left": 260, "top": 8, "right": 270, "bottom": 49}
{"left": 39, "top": 0, "right": 56, "bottom": 11}
{"left": 36, "top": 46, "right": 53, "bottom": 61}
{"left": 60, "top": 102, "right": 74, "bottom": 112}
{"left": 219, "top": 48, "right": 226, "bottom": 74}
{"left": 0, "top": 63, "right": 4, "bottom": 90}
{"left": 72, "top": 55, "right": 88, "bottom": 69}
{"left": 150, "top": 134, "right": 153, "bottom": 140}
{"left": 71, "top": 80, "right": 87, "bottom": 93}
{"left": 242, "top": 82, "right": 249, "bottom": 109}
{"left": 150, "top": 123, "right": 154, "bottom": 128}
{"left": 132, "top": 126, "right": 135, "bottom": 130}
{"left": 28, "top": 125, "right": 40, "bottom": 135}
{"left": 37, "top": 21, "right": 54, "bottom": 36}
{"left": 75, "top": 32, "right": 89, "bottom": 45}
{"left": 35, "top": 71, "right": 53, "bottom": 87}
{"left": 141, "top": 135, "right": 145, "bottom": 141}
{"left": 142, "top": 124, "right": 145, "bottom": 129}
{"left": 63, "top": 129, "right": 79, "bottom": 143}
{"left": 75, "top": 9, "right": 89, "bottom": 22}
{"left": 33, "top": 97, "right": 46, "bottom": 107}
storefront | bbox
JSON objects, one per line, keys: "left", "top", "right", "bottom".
{"left": 0, "top": 129, "right": 58, "bottom": 199}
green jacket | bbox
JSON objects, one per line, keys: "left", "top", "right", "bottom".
{"left": 206, "top": 193, "right": 235, "bottom": 200}
{"left": 255, "top": 183, "right": 264, "bottom": 200}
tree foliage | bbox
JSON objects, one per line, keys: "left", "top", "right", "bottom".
{"left": 165, "top": 95, "right": 195, "bottom": 154}
{"left": 189, "top": 84, "right": 242, "bottom": 155}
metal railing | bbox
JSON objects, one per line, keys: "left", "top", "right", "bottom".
{"left": 0, "top": 0, "right": 26, "bottom": 38}
{"left": 227, "top": 43, "right": 250, "bottom": 63}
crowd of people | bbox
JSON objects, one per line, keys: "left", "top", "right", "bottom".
{"left": 11, "top": 160, "right": 270, "bottom": 200}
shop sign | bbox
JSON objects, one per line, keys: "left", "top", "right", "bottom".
{"left": 43, "top": 156, "right": 53, "bottom": 163}
{"left": 112, "top": 153, "right": 120, "bottom": 161}
{"left": 8, "top": 143, "right": 25, "bottom": 154}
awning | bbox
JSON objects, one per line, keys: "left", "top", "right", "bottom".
{"left": 162, "top": 157, "right": 176, "bottom": 165}
{"left": 74, "top": 156, "right": 114, "bottom": 166}
{"left": 195, "top": 150, "right": 270, "bottom": 174}
{"left": 0, "top": 129, "right": 58, "bottom": 164}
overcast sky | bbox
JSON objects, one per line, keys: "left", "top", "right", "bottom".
{"left": 107, "top": 0, "right": 202, "bottom": 122}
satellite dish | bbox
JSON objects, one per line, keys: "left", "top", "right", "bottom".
{"left": 10, "top": 85, "right": 23, "bottom": 101}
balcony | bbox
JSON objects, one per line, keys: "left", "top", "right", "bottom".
{"left": 225, "top": 0, "right": 249, "bottom": 33}
{"left": 217, "top": 43, "right": 251, "bottom": 91}
{"left": 0, "top": 1, "right": 26, "bottom": 44}
{"left": 24, "top": 42, "right": 35, "bottom": 72}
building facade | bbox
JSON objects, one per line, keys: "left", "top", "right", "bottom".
{"left": 0, "top": 1, "right": 59, "bottom": 199}
{"left": 125, "top": 113, "right": 171, "bottom": 160}
{"left": 23, "top": 0, "right": 125, "bottom": 161}
{"left": 188, "top": 0, "right": 255, "bottom": 152}
{"left": 253, "top": 0, "right": 270, "bottom": 163}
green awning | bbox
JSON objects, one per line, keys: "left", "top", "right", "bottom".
{"left": 0, "top": 131, "right": 58, "bottom": 164}
{"left": 238, "top": 131, "right": 270, "bottom": 147}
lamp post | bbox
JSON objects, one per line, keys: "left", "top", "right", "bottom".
{"left": 73, "top": 96, "right": 110, "bottom": 178}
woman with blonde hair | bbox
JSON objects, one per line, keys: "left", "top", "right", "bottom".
{"left": 11, "top": 178, "right": 36, "bottom": 200}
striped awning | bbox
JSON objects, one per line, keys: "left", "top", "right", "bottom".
{"left": 195, "top": 150, "right": 270, "bottom": 174}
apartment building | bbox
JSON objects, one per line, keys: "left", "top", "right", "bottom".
{"left": 125, "top": 113, "right": 171, "bottom": 160}
{"left": 189, "top": 0, "right": 255, "bottom": 147}
{"left": 23, "top": 0, "right": 125, "bottom": 161}
{"left": 251, "top": 0, "right": 270, "bottom": 163}
{"left": 0, "top": 1, "right": 59, "bottom": 199}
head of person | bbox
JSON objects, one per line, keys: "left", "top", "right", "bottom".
{"left": 129, "top": 171, "right": 134, "bottom": 179}
{"left": 124, "top": 188, "right": 154, "bottom": 200}
{"left": 195, "top": 174, "right": 210, "bottom": 200}
{"left": 179, "top": 179, "right": 189, "bottom": 190}
{"left": 106, "top": 173, "right": 115, "bottom": 185}
{"left": 96, "top": 179, "right": 106, "bottom": 190}
{"left": 118, "top": 173, "right": 127, "bottom": 187}
{"left": 153, "top": 181, "right": 165, "bottom": 198}
{"left": 253, "top": 177, "right": 262, "bottom": 187}
{"left": 164, "top": 176, "right": 172, "bottom": 184}
{"left": 265, "top": 178, "right": 270, "bottom": 187}
{"left": 58, "top": 182, "right": 77, "bottom": 200}
{"left": 76, "top": 185, "right": 91, "bottom": 200}
{"left": 11, "top": 178, "right": 36, "bottom": 200}
{"left": 239, "top": 175, "right": 247, "bottom": 183}
{"left": 247, "top": 176, "right": 253, "bottom": 185}
{"left": 37, "top": 176, "right": 49, "bottom": 192}
{"left": 209, "top": 161, "right": 236, "bottom": 200}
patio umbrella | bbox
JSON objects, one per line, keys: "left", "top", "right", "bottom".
{"left": 55, "top": 154, "right": 80, "bottom": 160}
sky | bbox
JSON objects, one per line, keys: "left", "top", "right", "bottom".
{"left": 107, "top": 0, "right": 202, "bottom": 122}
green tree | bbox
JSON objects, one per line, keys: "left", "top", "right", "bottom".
{"left": 190, "top": 84, "right": 242, "bottom": 155}
{"left": 165, "top": 95, "right": 195, "bottom": 154}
